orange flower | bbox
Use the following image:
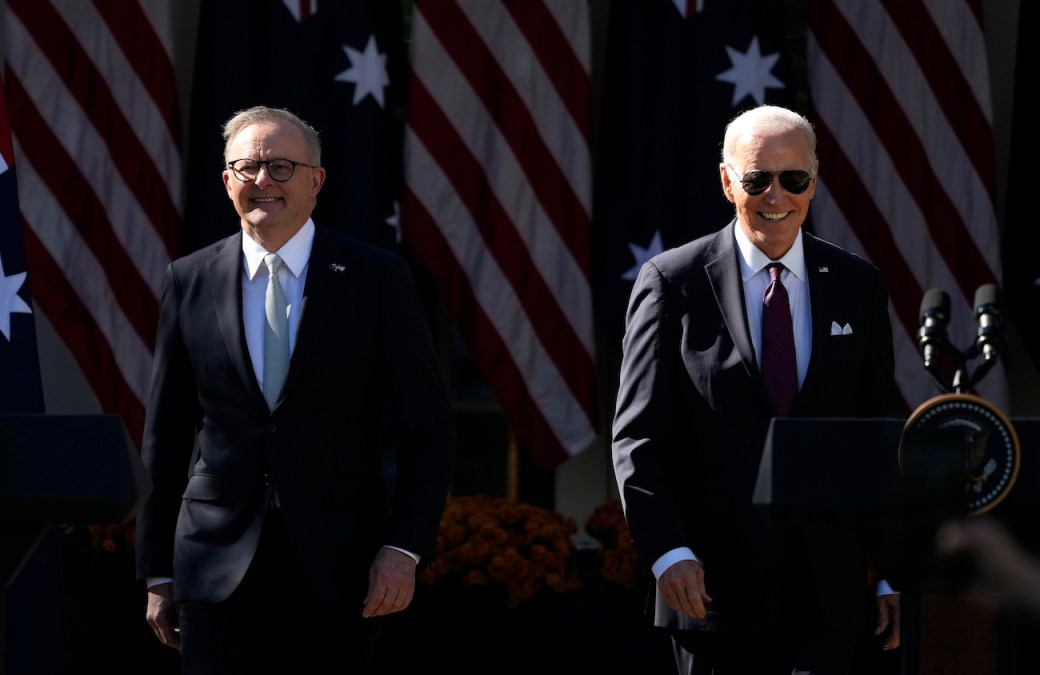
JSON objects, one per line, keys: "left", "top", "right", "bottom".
{"left": 585, "top": 500, "right": 647, "bottom": 590}
{"left": 420, "top": 495, "right": 583, "bottom": 607}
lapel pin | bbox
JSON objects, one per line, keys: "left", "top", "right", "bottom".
{"left": 329, "top": 263, "right": 345, "bottom": 272}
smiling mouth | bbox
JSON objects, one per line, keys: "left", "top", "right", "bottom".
{"left": 760, "top": 211, "right": 790, "bottom": 221}
{"left": 251, "top": 197, "right": 282, "bottom": 204}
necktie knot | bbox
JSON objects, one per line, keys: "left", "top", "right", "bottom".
{"left": 764, "top": 262, "right": 785, "bottom": 305}
{"left": 265, "top": 253, "right": 283, "bottom": 277}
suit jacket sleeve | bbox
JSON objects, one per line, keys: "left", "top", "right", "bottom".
{"left": 377, "top": 254, "right": 456, "bottom": 559}
{"left": 611, "top": 258, "right": 692, "bottom": 569}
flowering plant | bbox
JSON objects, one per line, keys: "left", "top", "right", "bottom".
{"left": 418, "top": 494, "right": 584, "bottom": 607}
{"left": 584, "top": 499, "right": 646, "bottom": 590}
{"left": 85, "top": 522, "right": 136, "bottom": 553}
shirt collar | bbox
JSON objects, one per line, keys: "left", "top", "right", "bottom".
{"left": 734, "top": 223, "right": 806, "bottom": 283}
{"left": 243, "top": 219, "right": 316, "bottom": 280}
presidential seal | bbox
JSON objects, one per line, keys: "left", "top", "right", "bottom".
{"left": 899, "top": 393, "right": 1020, "bottom": 514}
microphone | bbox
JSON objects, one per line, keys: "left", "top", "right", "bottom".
{"left": 974, "top": 284, "right": 1005, "bottom": 362}
{"left": 918, "top": 289, "right": 951, "bottom": 369}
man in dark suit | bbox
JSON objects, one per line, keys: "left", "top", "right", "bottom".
{"left": 612, "top": 104, "right": 903, "bottom": 674}
{"left": 135, "top": 105, "right": 455, "bottom": 673}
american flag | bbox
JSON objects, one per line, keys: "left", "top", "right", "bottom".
{"left": 403, "top": 0, "right": 598, "bottom": 471}
{"left": 806, "top": 0, "right": 1007, "bottom": 411}
{"left": 3, "top": 0, "right": 183, "bottom": 447}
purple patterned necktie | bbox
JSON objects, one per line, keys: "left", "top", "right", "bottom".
{"left": 761, "top": 262, "right": 797, "bottom": 416}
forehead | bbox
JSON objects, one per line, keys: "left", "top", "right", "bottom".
{"left": 733, "top": 128, "right": 811, "bottom": 167}
{"left": 229, "top": 122, "right": 307, "bottom": 156}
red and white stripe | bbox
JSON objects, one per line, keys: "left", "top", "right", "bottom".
{"left": 3, "top": 0, "right": 182, "bottom": 445}
{"left": 403, "top": 0, "right": 596, "bottom": 470}
{"left": 806, "top": 0, "right": 1006, "bottom": 410}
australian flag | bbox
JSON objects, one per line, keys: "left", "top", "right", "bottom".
{"left": 2, "top": 77, "right": 69, "bottom": 675}
{"left": 592, "top": 0, "right": 794, "bottom": 354}
{"left": 183, "top": 0, "right": 407, "bottom": 254}
{"left": 0, "top": 79, "right": 44, "bottom": 412}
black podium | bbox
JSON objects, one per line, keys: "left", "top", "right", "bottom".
{"left": 0, "top": 413, "right": 151, "bottom": 674}
{"left": 753, "top": 416, "right": 1040, "bottom": 675}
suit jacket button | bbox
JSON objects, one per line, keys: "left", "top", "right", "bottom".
{"left": 267, "top": 423, "right": 277, "bottom": 432}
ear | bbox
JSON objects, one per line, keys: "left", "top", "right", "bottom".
{"left": 719, "top": 164, "right": 736, "bottom": 204}
{"left": 805, "top": 163, "right": 819, "bottom": 200}
{"left": 222, "top": 170, "right": 234, "bottom": 198}
{"left": 310, "top": 167, "right": 327, "bottom": 197}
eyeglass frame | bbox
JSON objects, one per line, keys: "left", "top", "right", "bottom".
{"left": 226, "top": 158, "right": 320, "bottom": 183}
{"left": 724, "top": 164, "right": 813, "bottom": 196}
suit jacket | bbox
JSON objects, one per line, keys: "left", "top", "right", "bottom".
{"left": 612, "top": 219, "right": 902, "bottom": 634}
{"left": 135, "top": 226, "right": 456, "bottom": 605}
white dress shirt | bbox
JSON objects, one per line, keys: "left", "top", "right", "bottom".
{"left": 242, "top": 219, "right": 313, "bottom": 389}
{"left": 735, "top": 224, "right": 811, "bottom": 387}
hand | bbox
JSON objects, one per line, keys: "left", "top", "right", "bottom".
{"left": 658, "top": 559, "right": 712, "bottom": 619}
{"left": 145, "top": 582, "right": 180, "bottom": 650}
{"left": 936, "top": 516, "right": 1040, "bottom": 616}
{"left": 874, "top": 592, "right": 900, "bottom": 650}
{"left": 361, "top": 547, "right": 418, "bottom": 618}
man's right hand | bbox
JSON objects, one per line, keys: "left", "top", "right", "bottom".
{"left": 145, "top": 582, "right": 180, "bottom": 650}
{"left": 659, "top": 559, "right": 712, "bottom": 619}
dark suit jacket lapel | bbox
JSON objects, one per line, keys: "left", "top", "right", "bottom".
{"left": 798, "top": 233, "right": 837, "bottom": 408}
{"left": 704, "top": 222, "right": 758, "bottom": 377}
{"left": 286, "top": 227, "right": 345, "bottom": 393}
{"left": 207, "top": 231, "right": 266, "bottom": 408}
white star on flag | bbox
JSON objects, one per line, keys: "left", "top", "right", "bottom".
{"left": 715, "top": 36, "right": 784, "bottom": 106}
{"left": 385, "top": 200, "right": 401, "bottom": 244}
{"left": 334, "top": 34, "right": 390, "bottom": 108}
{"left": 670, "top": 0, "right": 704, "bottom": 18}
{"left": 0, "top": 253, "right": 33, "bottom": 341}
{"left": 622, "top": 230, "right": 665, "bottom": 281}
{"left": 281, "top": 0, "right": 317, "bottom": 23}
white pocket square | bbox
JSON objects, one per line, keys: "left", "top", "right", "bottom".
{"left": 830, "top": 321, "right": 853, "bottom": 336}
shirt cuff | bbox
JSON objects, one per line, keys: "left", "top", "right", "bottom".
{"left": 146, "top": 577, "right": 174, "bottom": 589}
{"left": 876, "top": 579, "right": 898, "bottom": 596}
{"left": 651, "top": 547, "right": 699, "bottom": 579}
{"left": 383, "top": 545, "right": 420, "bottom": 564}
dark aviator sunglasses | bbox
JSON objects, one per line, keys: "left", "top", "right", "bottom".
{"left": 726, "top": 165, "right": 813, "bottom": 196}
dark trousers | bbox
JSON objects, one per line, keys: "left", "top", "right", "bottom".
{"left": 670, "top": 530, "right": 868, "bottom": 675}
{"left": 177, "top": 510, "right": 381, "bottom": 674}
{"left": 671, "top": 614, "right": 860, "bottom": 675}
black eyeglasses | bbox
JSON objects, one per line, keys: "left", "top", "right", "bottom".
{"left": 227, "top": 158, "right": 318, "bottom": 183}
{"left": 726, "top": 165, "right": 812, "bottom": 195}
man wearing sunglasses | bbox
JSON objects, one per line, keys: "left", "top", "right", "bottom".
{"left": 135, "top": 105, "right": 456, "bottom": 673}
{"left": 612, "top": 105, "right": 904, "bottom": 674}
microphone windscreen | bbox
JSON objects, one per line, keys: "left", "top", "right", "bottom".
{"left": 974, "top": 284, "right": 1001, "bottom": 311}
{"left": 920, "top": 288, "right": 950, "bottom": 321}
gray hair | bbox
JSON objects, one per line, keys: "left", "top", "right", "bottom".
{"left": 721, "top": 105, "right": 817, "bottom": 168}
{"left": 221, "top": 105, "right": 322, "bottom": 165}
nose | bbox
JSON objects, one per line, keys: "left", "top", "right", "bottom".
{"left": 761, "top": 176, "right": 784, "bottom": 201}
{"left": 254, "top": 163, "right": 276, "bottom": 187}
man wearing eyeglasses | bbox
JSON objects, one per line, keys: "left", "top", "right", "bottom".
{"left": 135, "top": 105, "right": 456, "bottom": 673}
{"left": 612, "top": 104, "right": 904, "bottom": 674}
